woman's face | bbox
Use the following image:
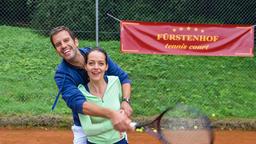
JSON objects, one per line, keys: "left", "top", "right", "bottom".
{"left": 85, "top": 51, "right": 108, "bottom": 82}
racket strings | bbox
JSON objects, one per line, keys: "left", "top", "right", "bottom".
{"left": 161, "top": 118, "right": 210, "bottom": 130}
{"left": 135, "top": 104, "right": 213, "bottom": 144}
{"left": 159, "top": 105, "right": 213, "bottom": 144}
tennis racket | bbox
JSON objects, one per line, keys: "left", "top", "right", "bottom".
{"left": 130, "top": 104, "right": 214, "bottom": 144}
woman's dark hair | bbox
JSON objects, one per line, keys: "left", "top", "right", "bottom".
{"left": 84, "top": 47, "right": 108, "bottom": 64}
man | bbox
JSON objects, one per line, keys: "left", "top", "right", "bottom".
{"left": 50, "top": 26, "right": 133, "bottom": 144}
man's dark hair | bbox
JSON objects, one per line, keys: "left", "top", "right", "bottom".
{"left": 49, "top": 26, "right": 76, "bottom": 48}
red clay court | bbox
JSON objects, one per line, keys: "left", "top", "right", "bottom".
{"left": 0, "top": 128, "right": 255, "bottom": 144}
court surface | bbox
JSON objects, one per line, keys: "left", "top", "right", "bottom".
{"left": 0, "top": 128, "right": 255, "bottom": 144}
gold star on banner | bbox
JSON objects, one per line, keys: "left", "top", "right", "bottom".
{"left": 179, "top": 27, "right": 183, "bottom": 31}
{"left": 172, "top": 29, "right": 176, "bottom": 32}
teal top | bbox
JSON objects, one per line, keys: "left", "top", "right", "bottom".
{"left": 78, "top": 76, "right": 126, "bottom": 144}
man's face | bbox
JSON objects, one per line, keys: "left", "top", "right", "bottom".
{"left": 52, "top": 30, "right": 79, "bottom": 61}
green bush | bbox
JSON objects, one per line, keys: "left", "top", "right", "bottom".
{"left": 0, "top": 0, "right": 32, "bottom": 25}
{"left": 29, "top": 0, "right": 256, "bottom": 40}
{"left": 31, "top": 0, "right": 95, "bottom": 39}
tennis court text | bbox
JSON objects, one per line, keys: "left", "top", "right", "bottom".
{"left": 165, "top": 43, "right": 209, "bottom": 50}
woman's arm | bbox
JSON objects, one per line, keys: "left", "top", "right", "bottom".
{"left": 79, "top": 114, "right": 114, "bottom": 136}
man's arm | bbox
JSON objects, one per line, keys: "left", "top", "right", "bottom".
{"left": 121, "top": 83, "right": 132, "bottom": 117}
{"left": 54, "top": 70, "right": 85, "bottom": 114}
{"left": 106, "top": 56, "right": 131, "bottom": 84}
{"left": 106, "top": 56, "right": 133, "bottom": 116}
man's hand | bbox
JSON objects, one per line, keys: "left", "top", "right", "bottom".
{"left": 110, "top": 110, "right": 133, "bottom": 132}
{"left": 121, "top": 101, "right": 133, "bottom": 117}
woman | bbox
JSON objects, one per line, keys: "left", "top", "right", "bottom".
{"left": 78, "top": 48, "right": 129, "bottom": 144}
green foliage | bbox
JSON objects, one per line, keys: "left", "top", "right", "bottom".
{"left": 99, "top": 41, "right": 256, "bottom": 119}
{"left": 0, "top": 25, "right": 70, "bottom": 116}
{"left": 31, "top": 0, "right": 95, "bottom": 38}
{"left": 0, "top": 26, "right": 256, "bottom": 120}
{"left": 3, "top": 0, "right": 255, "bottom": 41}
{"left": 0, "top": 0, "right": 32, "bottom": 24}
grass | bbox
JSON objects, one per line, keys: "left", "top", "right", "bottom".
{"left": 0, "top": 26, "right": 256, "bottom": 120}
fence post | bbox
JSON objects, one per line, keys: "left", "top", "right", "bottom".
{"left": 96, "top": 0, "right": 99, "bottom": 47}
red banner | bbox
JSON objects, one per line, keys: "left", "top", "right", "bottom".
{"left": 120, "top": 21, "right": 254, "bottom": 57}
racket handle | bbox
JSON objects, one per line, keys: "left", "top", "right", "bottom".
{"left": 129, "top": 122, "right": 137, "bottom": 129}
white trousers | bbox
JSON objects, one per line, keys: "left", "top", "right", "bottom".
{"left": 72, "top": 125, "right": 87, "bottom": 144}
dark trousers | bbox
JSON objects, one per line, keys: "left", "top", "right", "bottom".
{"left": 87, "top": 138, "right": 128, "bottom": 144}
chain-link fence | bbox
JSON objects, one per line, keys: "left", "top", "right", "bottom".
{"left": 1, "top": 0, "right": 256, "bottom": 41}
{"left": 1, "top": 0, "right": 256, "bottom": 117}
